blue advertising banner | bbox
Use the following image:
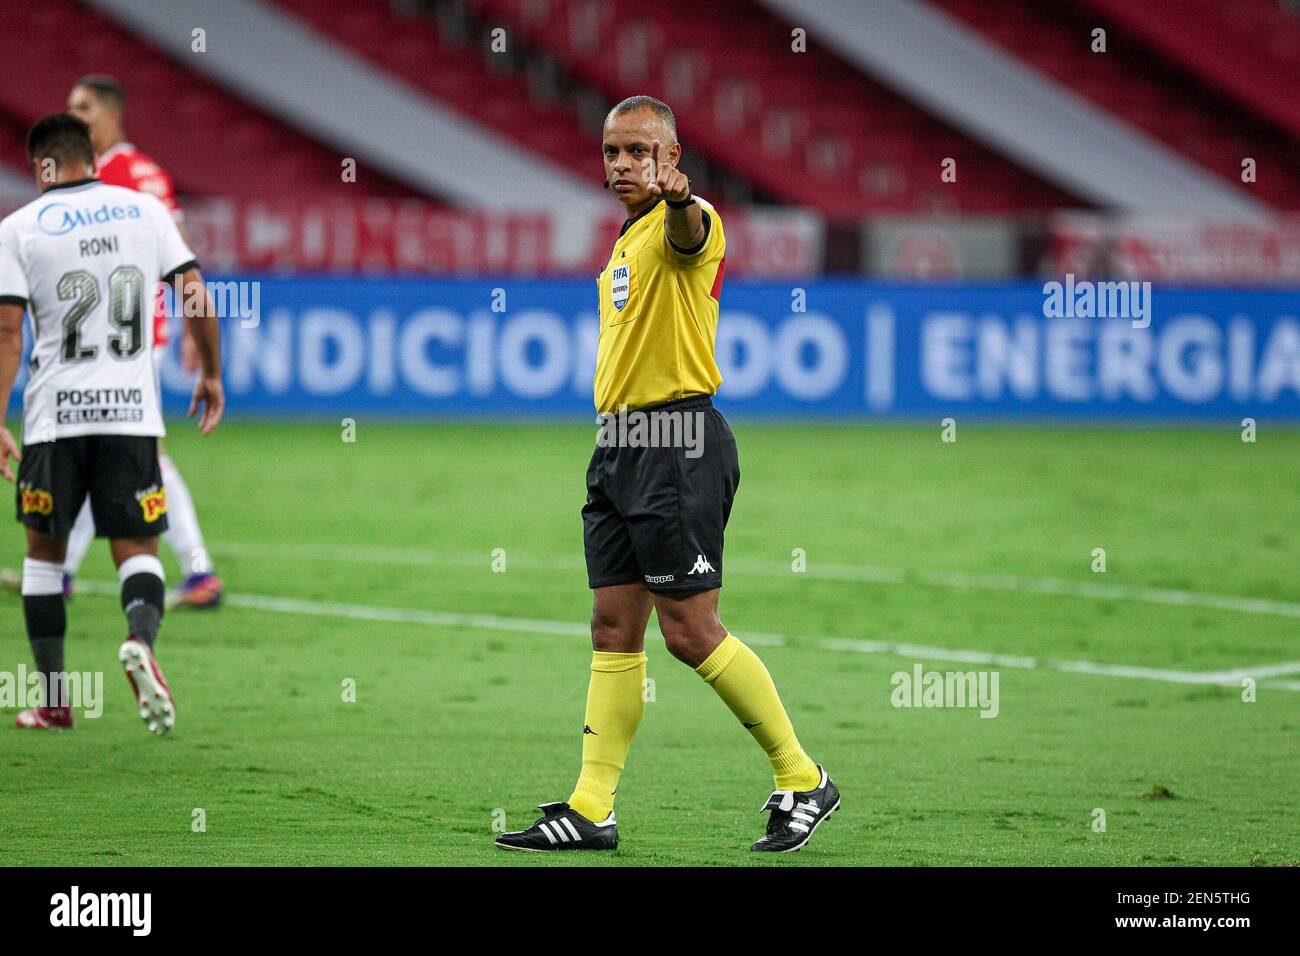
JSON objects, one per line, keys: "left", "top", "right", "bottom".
{"left": 9, "top": 277, "right": 1300, "bottom": 421}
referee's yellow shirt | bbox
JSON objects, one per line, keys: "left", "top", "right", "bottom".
{"left": 593, "top": 197, "right": 727, "bottom": 413}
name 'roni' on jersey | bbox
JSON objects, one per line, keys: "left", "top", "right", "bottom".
{"left": 0, "top": 179, "right": 196, "bottom": 444}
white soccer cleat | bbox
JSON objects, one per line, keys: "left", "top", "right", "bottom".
{"left": 118, "top": 637, "right": 176, "bottom": 736}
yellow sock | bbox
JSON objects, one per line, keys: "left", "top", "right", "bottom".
{"left": 568, "top": 650, "right": 647, "bottom": 823}
{"left": 696, "top": 634, "right": 821, "bottom": 792}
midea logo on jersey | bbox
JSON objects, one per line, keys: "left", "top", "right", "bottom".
{"left": 37, "top": 201, "right": 142, "bottom": 236}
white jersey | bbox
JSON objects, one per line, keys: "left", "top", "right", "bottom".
{"left": 0, "top": 179, "right": 195, "bottom": 444}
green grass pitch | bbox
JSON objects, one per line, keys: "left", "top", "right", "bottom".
{"left": 1, "top": 420, "right": 1297, "bottom": 866}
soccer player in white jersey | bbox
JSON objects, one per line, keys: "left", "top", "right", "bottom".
{"left": 65, "top": 75, "right": 224, "bottom": 609}
{"left": 0, "top": 114, "right": 223, "bottom": 733}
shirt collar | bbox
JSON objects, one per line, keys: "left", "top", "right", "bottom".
{"left": 96, "top": 142, "right": 134, "bottom": 169}
{"left": 43, "top": 177, "right": 100, "bottom": 193}
{"left": 619, "top": 197, "right": 663, "bottom": 238}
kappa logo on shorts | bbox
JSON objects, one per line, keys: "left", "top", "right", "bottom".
{"left": 19, "top": 486, "right": 53, "bottom": 516}
{"left": 136, "top": 486, "right": 167, "bottom": 523}
{"left": 687, "top": 554, "right": 716, "bottom": 575}
{"left": 645, "top": 573, "right": 675, "bottom": 585}
{"left": 610, "top": 263, "right": 631, "bottom": 312}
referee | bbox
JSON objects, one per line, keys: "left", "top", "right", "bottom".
{"left": 497, "top": 96, "right": 839, "bottom": 853}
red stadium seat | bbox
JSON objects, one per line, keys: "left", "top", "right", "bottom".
{"left": 930, "top": 0, "right": 1300, "bottom": 210}
{"left": 0, "top": 0, "right": 411, "bottom": 201}
{"left": 466, "top": 0, "right": 1080, "bottom": 215}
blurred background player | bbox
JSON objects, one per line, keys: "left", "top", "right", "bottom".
{"left": 63, "top": 75, "right": 223, "bottom": 608}
{"left": 0, "top": 113, "right": 224, "bottom": 732}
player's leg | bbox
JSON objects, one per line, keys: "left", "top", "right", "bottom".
{"left": 1, "top": 460, "right": 86, "bottom": 599}
{"left": 15, "top": 529, "right": 73, "bottom": 728}
{"left": 90, "top": 435, "right": 175, "bottom": 735}
{"left": 565, "top": 583, "right": 654, "bottom": 824}
{"left": 61, "top": 498, "right": 96, "bottom": 591}
{"left": 654, "top": 588, "right": 820, "bottom": 788}
{"left": 112, "top": 536, "right": 166, "bottom": 648}
{"left": 110, "top": 535, "right": 175, "bottom": 736}
{"left": 14, "top": 438, "right": 82, "bottom": 730}
{"left": 151, "top": 341, "right": 220, "bottom": 608}
{"left": 496, "top": 581, "right": 651, "bottom": 851}
{"left": 653, "top": 583, "right": 838, "bottom": 852}
{"left": 629, "top": 401, "right": 820, "bottom": 788}
{"left": 495, "top": 444, "right": 644, "bottom": 852}
{"left": 158, "top": 439, "right": 222, "bottom": 608}
{"left": 644, "top": 401, "right": 837, "bottom": 850}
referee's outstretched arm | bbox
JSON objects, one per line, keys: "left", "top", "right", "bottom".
{"left": 646, "top": 139, "right": 704, "bottom": 252}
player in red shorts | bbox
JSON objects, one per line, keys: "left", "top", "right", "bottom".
{"left": 63, "top": 76, "right": 224, "bottom": 608}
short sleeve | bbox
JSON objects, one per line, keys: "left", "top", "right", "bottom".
{"left": 663, "top": 203, "right": 725, "bottom": 269}
{"left": 138, "top": 168, "right": 183, "bottom": 223}
{"left": 0, "top": 218, "right": 28, "bottom": 307}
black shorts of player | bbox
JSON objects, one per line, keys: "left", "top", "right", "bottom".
{"left": 583, "top": 395, "right": 740, "bottom": 594}
{"left": 16, "top": 435, "right": 168, "bottom": 540}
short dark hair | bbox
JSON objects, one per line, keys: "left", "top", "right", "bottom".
{"left": 608, "top": 95, "right": 677, "bottom": 142}
{"left": 75, "top": 74, "right": 126, "bottom": 112}
{"left": 27, "top": 113, "right": 95, "bottom": 168}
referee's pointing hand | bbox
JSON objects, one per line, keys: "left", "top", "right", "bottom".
{"left": 647, "top": 139, "right": 690, "bottom": 202}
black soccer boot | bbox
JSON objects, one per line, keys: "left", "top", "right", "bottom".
{"left": 495, "top": 801, "right": 619, "bottom": 852}
{"left": 751, "top": 765, "right": 840, "bottom": 852}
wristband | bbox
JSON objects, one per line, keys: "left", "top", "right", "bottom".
{"left": 666, "top": 194, "right": 694, "bottom": 209}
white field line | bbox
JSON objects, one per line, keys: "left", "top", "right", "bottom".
{"left": 207, "top": 540, "right": 1300, "bottom": 621}
{"left": 811, "top": 637, "right": 1300, "bottom": 688}
{"left": 72, "top": 580, "right": 1300, "bottom": 693}
{"left": 72, "top": 579, "right": 586, "bottom": 638}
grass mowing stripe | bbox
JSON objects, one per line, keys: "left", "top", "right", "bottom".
{"left": 72, "top": 579, "right": 1300, "bottom": 692}
{"left": 4, "top": 424, "right": 1295, "bottom": 866}
{"left": 205, "top": 540, "right": 1300, "bottom": 621}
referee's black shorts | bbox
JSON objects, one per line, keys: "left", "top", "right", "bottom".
{"left": 582, "top": 395, "right": 740, "bottom": 594}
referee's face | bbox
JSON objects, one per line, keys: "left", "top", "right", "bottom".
{"left": 602, "top": 109, "right": 678, "bottom": 213}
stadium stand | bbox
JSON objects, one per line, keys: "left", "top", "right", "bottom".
{"left": 87, "top": 0, "right": 604, "bottom": 217}
{"left": 0, "top": 114, "right": 31, "bottom": 204}
{"left": 470, "top": 0, "right": 1079, "bottom": 215}
{"left": 5, "top": 0, "right": 1293, "bottom": 277}
{"left": 763, "top": 0, "right": 1269, "bottom": 216}
{"left": 270, "top": 0, "right": 620, "bottom": 187}
{"left": 263, "top": 0, "right": 751, "bottom": 205}
{"left": 1082, "top": 0, "right": 1300, "bottom": 142}
{"left": 0, "top": 0, "right": 409, "bottom": 200}
{"left": 930, "top": 0, "right": 1300, "bottom": 210}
